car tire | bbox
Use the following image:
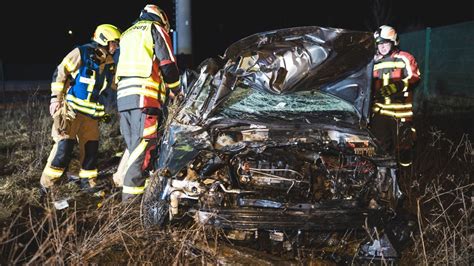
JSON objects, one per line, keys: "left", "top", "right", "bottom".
{"left": 141, "top": 176, "right": 168, "bottom": 228}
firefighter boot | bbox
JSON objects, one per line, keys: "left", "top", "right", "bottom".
{"left": 399, "top": 148, "right": 413, "bottom": 168}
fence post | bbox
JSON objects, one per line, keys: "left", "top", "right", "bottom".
{"left": 423, "top": 27, "right": 431, "bottom": 99}
{"left": 0, "top": 59, "right": 4, "bottom": 105}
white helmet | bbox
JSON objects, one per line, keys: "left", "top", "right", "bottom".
{"left": 374, "top": 25, "right": 399, "bottom": 46}
{"left": 140, "top": 4, "right": 170, "bottom": 33}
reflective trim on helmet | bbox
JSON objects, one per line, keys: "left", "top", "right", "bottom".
{"left": 375, "top": 25, "right": 399, "bottom": 46}
{"left": 142, "top": 4, "right": 170, "bottom": 32}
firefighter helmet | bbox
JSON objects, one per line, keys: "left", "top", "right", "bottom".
{"left": 140, "top": 4, "right": 170, "bottom": 32}
{"left": 92, "top": 24, "right": 121, "bottom": 46}
{"left": 374, "top": 25, "right": 399, "bottom": 46}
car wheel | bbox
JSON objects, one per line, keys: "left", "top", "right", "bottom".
{"left": 141, "top": 176, "right": 168, "bottom": 228}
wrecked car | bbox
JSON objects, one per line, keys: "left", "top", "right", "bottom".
{"left": 142, "top": 26, "right": 415, "bottom": 262}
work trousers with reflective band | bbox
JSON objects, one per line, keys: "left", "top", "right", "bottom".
{"left": 370, "top": 113, "right": 416, "bottom": 167}
{"left": 120, "top": 109, "right": 160, "bottom": 201}
{"left": 41, "top": 112, "right": 99, "bottom": 188}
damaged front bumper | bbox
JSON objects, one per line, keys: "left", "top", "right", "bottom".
{"left": 198, "top": 201, "right": 388, "bottom": 231}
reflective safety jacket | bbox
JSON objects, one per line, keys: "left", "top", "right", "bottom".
{"left": 116, "top": 20, "right": 180, "bottom": 112}
{"left": 51, "top": 43, "right": 116, "bottom": 118}
{"left": 373, "top": 50, "right": 421, "bottom": 121}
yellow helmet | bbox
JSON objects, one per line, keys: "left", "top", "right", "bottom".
{"left": 92, "top": 24, "right": 121, "bottom": 46}
{"left": 140, "top": 4, "right": 170, "bottom": 32}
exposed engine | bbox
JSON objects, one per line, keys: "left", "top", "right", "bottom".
{"left": 144, "top": 127, "right": 406, "bottom": 262}
{"left": 232, "top": 146, "right": 378, "bottom": 203}
{"left": 162, "top": 127, "right": 393, "bottom": 217}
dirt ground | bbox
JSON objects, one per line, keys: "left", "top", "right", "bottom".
{"left": 0, "top": 97, "right": 472, "bottom": 264}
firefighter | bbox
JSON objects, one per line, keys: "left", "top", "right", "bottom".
{"left": 41, "top": 24, "right": 121, "bottom": 191}
{"left": 371, "top": 25, "right": 421, "bottom": 167}
{"left": 116, "top": 4, "right": 180, "bottom": 202}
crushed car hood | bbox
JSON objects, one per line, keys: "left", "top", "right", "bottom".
{"left": 220, "top": 26, "right": 375, "bottom": 123}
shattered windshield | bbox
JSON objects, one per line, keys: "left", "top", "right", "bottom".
{"left": 216, "top": 85, "right": 358, "bottom": 124}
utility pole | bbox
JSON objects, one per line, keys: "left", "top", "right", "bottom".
{"left": 0, "top": 59, "right": 4, "bottom": 105}
{"left": 175, "top": 0, "right": 193, "bottom": 69}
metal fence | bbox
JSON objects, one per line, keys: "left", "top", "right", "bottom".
{"left": 400, "top": 21, "right": 474, "bottom": 114}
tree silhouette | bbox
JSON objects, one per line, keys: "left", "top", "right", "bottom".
{"left": 366, "top": 0, "right": 393, "bottom": 31}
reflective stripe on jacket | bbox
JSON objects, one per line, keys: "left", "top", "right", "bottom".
{"left": 373, "top": 50, "right": 421, "bottom": 120}
{"left": 116, "top": 20, "right": 155, "bottom": 78}
{"left": 116, "top": 20, "right": 180, "bottom": 111}
{"left": 52, "top": 43, "right": 115, "bottom": 118}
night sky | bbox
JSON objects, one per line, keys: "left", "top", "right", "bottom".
{"left": 0, "top": 0, "right": 473, "bottom": 80}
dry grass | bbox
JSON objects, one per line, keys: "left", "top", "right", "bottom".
{"left": 0, "top": 191, "right": 228, "bottom": 264}
{"left": 402, "top": 129, "right": 473, "bottom": 265}
{"left": 0, "top": 94, "right": 217, "bottom": 264}
{"left": 0, "top": 92, "right": 472, "bottom": 264}
{"left": 0, "top": 91, "right": 51, "bottom": 220}
{"left": 0, "top": 195, "right": 209, "bottom": 264}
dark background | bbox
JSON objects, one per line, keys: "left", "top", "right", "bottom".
{"left": 0, "top": 0, "right": 473, "bottom": 80}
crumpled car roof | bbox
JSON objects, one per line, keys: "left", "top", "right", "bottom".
{"left": 215, "top": 26, "right": 375, "bottom": 123}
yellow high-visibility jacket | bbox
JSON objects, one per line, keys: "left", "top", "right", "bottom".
{"left": 116, "top": 20, "right": 180, "bottom": 111}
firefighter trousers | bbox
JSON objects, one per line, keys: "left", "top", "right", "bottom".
{"left": 41, "top": 112, "right": 99, "bottom": 188}
{"left": 119, "top": 108, "right": 160, "bottom": 201}
{"left": 112, "top": 148, "right": 129, "bottom": 187}
{"left": 370, "top": 113, "right": 416, "bottom": 166}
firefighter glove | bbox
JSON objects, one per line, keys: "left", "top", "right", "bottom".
{"left": 380, "top": 83, "right": 398, "bottom": 97}
{"left": 49, "top": 100, "right": 61, "bottom": 117}
{"left": 53, "top": 102, "right": 75, "bottom": 135}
